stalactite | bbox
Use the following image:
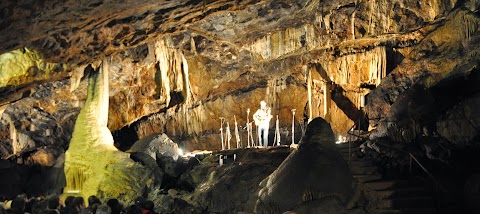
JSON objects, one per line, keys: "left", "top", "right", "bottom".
{"left": 154, "top": 39, "right": 172, "bottom": 106}
{"left": 350, "top": 9, "right": 356, "bottom": 40}
{"left": 322, "top": 46, "right": 386, "bottom": 88}
{"left": 152, "top": 36, "right": 194, "bottom": 135}
{"left": 324, "top": 13, "right": 331, "bottom": 34}
{"left": 190, "top": 36, "right": 197, "bottom": 55}
{"left": 367, "top": 0, "right": 375, "bottom": 35}
{"left": 245, "top": 24, "right": 318, "bottom": 60}
{"left": 70, "top": 65, "right": 86, "bottom": 92}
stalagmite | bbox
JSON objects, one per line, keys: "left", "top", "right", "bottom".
{"left": 323, "top": 82, "right": 331, "bottom": 122}
{"left": 306, "top": 66, "right": 313, "bottom": 123}
{"left": 226, "top": 122, "right": 231, "bottom": 150}
{"left": 247, "top": 108, "right": 252, "bottom": 147}
{"left": 234, "top": 115, "right": 241, "bottom": 148}
{"left": 219, "top": 117, "right": 225, "bottom": 150}
{"left": 63, "top": 59, "right": 154, "bottom": 203}
{"left": 274, "top": 115, "right": 281, "bottom": 146}
{"left": 291, "top": 109, "right": 296, "bottom": 144}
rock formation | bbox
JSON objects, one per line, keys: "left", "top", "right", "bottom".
{"left": 0, "top": 0, "right": 479, "bottom": 211}
{"left": 63, "top": 59, "right": 154, "bottom": 204}
{"left": 255, "top": 117, "right": 353, "bottom": 213}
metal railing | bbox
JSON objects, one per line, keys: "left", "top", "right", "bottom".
{"left": 364, "top": 140, "right": 447, "bottom": 192}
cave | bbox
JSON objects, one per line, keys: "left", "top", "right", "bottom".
{"left": 1, "top": 0, "right": 480, "bottom": 213}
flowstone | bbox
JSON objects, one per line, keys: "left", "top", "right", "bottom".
{"left": 63, "top": 60, "right": 154, "bottom": 203}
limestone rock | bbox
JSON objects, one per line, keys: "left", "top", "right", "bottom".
{"left": 129, "top": 133, "right": 179, "bottom": 161}
{"left": 437, "top": 93, "right": 480, "bottom": 145}
{"left": 365, "top": 8, "right": 480, "bottom": 129}
{"left": 149, "top": 147, "right": 291, "bottom": 213}
{"left": 193, "top": 147, "right": 291, "bottom": 213}
{"left": 255, "top": 117, "right": 353, "bottom": 213}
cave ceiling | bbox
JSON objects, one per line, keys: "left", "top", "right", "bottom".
{"left": 1, "top": 0, "right": 315, "bottom": 65}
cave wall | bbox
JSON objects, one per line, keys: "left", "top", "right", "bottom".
{"left": 0, "top": 0, "right": 478, "bottom": 160}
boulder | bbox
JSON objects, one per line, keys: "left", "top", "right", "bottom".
{"left": 129, "top": 133, "right": 179, "bottom": 161}
{"left": 255, "top": 117, "right": 353, "bottom": 213}
{"left": 437, "top": 93, "right": 480, "bottom": 146}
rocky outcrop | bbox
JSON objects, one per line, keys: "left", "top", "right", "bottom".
{"left": 255, "top": 117, "right": 353, "bottom": 213}
{"left": 148, "top": 147, "right": 291, "bottom": 213}
{"left": 129, "top": 133, "right": 180, "bottom": 161}
{"left": 365, "top": 7, "right": 480, "bottom": 131}
{"left": 437, "top": 92, "right": 480, "bottom": 146}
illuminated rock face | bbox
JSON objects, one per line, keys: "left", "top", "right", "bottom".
{"left": 64, "top": 60, "right": 153, "bottom": 203}
{"left": 0, "top": 0, "right": 478, "bottom": 165}
{"left": 0, "top": 48, "right": 67, "bottom": 88}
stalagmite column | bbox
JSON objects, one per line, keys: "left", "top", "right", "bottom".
{"left": 64, "top": 59, "right": 154, "bottom": 203}
{"left": 306, "top": 66, "right": 313, "bottom": 123}
{"left": 323, "top": 81, "right": 331, "bottom": 122}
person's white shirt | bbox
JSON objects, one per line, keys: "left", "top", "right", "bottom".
{"left": 253, "top": 102, "right": 272, "bottom": 127}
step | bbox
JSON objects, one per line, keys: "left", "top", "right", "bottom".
{"left": 364, "top": 180, "right": 412, "bottom": 191}
{"left": 367, "top": 187, "right": 430, "bottom": 199}
{"left": 350, "top": 165, "right": 379, "bottom": 175}
{"left": 353, "top": 174, "right": 383, "bottom": 183}
{"left": 335, "top": 141, "right": 363, "bottom": 149}
{"left": 376, "top": 196, "right": 434, "bottom": 209}
{"left": 371, "top": 207, "right": 436, "bottom": 214}
{"left": 349, "top": 160, "right": 375, "bottom": 167}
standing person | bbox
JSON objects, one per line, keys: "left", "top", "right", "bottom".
{"left": 253, "top": 101, "right": 272, "bottom": 147}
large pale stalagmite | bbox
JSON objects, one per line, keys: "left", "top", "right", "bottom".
{"left": 64, "top": 59, "right": 154, "bottom": 203}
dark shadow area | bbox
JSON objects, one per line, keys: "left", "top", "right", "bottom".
{"left": 0, "top": 158, "right": 65, "bottom": 199}
{"left": 112, "top": 125, "right": 139, "bottom": 152}
{"left": 385, "top": 46, "right": 405, "bottom": 76}
{"left": 429, "top": 66, "right": 480, "bottom": 116}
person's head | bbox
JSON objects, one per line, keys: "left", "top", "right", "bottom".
{"left": 39, "top": 209, "right": 60, "bottom": 214}
{"left": 11, "top": 196, "right": 26, "bottom": 213}
{"left": 25, "top": 198, "right": 38, "bottom": 213}
{"left": 106, "top": 199, "right": 122, "bottom": 214}
{"left": 72, "top": 197, "right": 85, "bottom": 210}
{"left": 125, "top": 205, "right": 142, "bottom": 214}
{"left": 64, "top": 196, "right": 75, "bottom": 208}
{"left": 142, "top": 200, "right": 154, "bottom": 211}
{"left": 47, "top": 195, "right": 60, "bottom": 210}
{"left": 87, "top": 195, "right": 101, "bottom": 207}
{"left": 95, "top": 204, "right": 111, "bottom": 214}
{"left": 260, "top": 100, "right": 266, "bottom": 108}
{"left": 32, "top": 200, "right": 48, "bottom": 214}
{"left": 133, "top": 197, "right": 145, "bottom": 207}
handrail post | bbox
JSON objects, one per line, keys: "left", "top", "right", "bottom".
{"left": 348, "top": 139, "right": 351, "bottom": 165}
{"left": 409, "top": 154, "right": 412, "bottom": 174}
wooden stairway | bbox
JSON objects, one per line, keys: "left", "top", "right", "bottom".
{"left": 335, "top": 141, "right": 438, "bottom": 214}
